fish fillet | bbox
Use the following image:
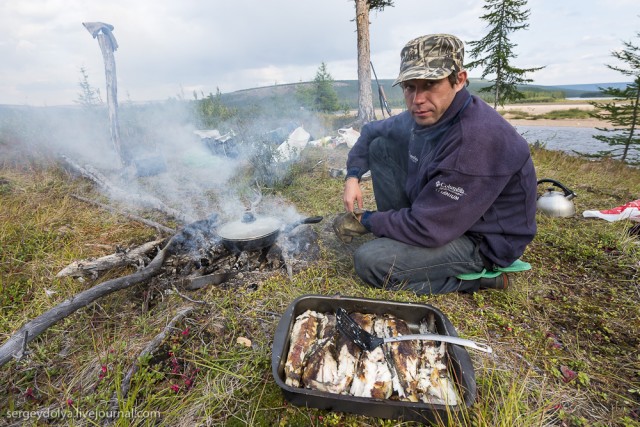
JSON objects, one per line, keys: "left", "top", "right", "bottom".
{"left": 382, "top": 315, "right": 420, "bottom": 402}
{"left": 301, "top": 313, "right": 339, "bottom": 392}
{"left": 350, "top": 314, "right": 393, "bottom": 399}
{"left": 284, "top": 310, "right": 322, "bottom": 387}
{"left": 416, "top": 314, "right": 460, "bottom": 406}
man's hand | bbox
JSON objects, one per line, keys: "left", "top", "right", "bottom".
{"left": 332, "top": 209, "right": 369, "bottom": 243}
{"left": 343, "top": 177, "right": 363, "bottom": 212}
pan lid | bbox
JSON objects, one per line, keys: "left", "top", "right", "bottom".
{"left": 217, "top": 212, "right": 282, "bottom": 241}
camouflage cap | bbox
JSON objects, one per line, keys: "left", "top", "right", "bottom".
{"left": 392, "top": 34, "right": 464, "bottom": 86}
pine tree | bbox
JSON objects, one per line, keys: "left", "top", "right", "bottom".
{"left": 589, "top": 30, "right": 640, "bottom": 164}
{"left": 465, "top": 0, "right": 543, "bottom": 108}
{"left": 296, "top": 63, "right": 342, "bottom": 113}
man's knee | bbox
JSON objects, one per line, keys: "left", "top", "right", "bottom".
{"left": 353, "top": 244, "right": 386, "bottom": 287}
{"left": 369, "top": 136, "right": 394, "bottom": 160}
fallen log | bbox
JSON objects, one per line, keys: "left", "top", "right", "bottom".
{"left": 71, "top": 194, "right": 176, "bottom": 235}
{"left": 56, "top": 238, "right": 164, "bottom": 278}
{"left": 0, "top": 237, "right": 176, "bottom": 368}
{"left": 61, "top": 155, "right": 193, "bottom": 224}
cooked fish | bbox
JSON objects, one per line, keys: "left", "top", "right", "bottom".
{"left": 300, "top": 313, "right": 340, "bottom": 392}
{"left": 286, "top": 308, "right": 459, "bottom": 405}
{"left": 416, "top": 314, "right": 460, "bottom": 406}
{"left": 301, "top": 335, "right": 338, "bottom": 392}
{"left": 300, "top": 311, "right": 363, "bottom": 394}
{"left": 350, "top": 314, "right": 393, "bottom": 399}
{"left": 382, "top": 315, "right": 419, "bottom": 402}
{"left": 284, "top": 310, "right": 322, "bottom": 387}
{"left": 332, "top": 317, "right": 361, "bottom": 394}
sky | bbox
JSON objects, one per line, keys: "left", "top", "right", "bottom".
{"left": 1, "top": 0, "right": 639, "bottom": 106}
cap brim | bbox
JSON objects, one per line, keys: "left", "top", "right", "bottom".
{"left": 392, "top": 67, "right": 453, "bottom": 86}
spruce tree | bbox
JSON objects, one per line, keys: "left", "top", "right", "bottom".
{"left": 312, "top": 63, "right": 341, "bottom": 113}
{"left": 589, "top": 30, "right": 640, "bottom": 164}
{"left": 465, "top": 0, "right": 543, "bottom": 108}
{"left": 75, "top": 67, "right": 103, "bottom": 108}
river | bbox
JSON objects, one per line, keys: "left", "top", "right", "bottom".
{"left": 512, "top": 125, "right": 633, "bottom": 159}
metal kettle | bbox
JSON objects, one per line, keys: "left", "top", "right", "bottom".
{"left": 536, "top": 179, "right": 577, "bottom": 217}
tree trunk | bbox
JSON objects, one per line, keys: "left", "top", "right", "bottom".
{"left": 83, "top": 22, "right": 124, "bottom": 166}
{"left": 355, "top": 0, "right": 375, "bottom": 125}
{"left": 96, "top": 33, "right": 123, "bottom": 165}
{"left": 622, "top": 79, "right": 640, "bottom": 162}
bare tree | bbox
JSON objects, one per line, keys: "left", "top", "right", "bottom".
{"left": 83, "top": 22, "right": 125, "bottom": 165}
{"left": 354, "top": 0, "right": 394, "bottom": 126}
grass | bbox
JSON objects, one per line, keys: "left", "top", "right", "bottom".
{"left": 1, "top": 116, "right": 640, "bottom": 426}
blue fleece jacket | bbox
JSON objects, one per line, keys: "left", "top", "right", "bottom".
{"left": 346, "top": 87, "right": 537, "bottom": 267}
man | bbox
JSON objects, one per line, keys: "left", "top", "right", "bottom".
{"left": 333, "top": 34, "right": 537, "bottom": 295}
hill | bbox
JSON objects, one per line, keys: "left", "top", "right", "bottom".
{"left": 218, "top": 78, "right": 630, "bottom": 111}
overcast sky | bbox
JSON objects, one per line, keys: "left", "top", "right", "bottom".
{"left": 1, "top": 0, "right": 638, "bottom": 106}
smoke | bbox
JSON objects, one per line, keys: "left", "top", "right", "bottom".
{"left": 0, "top": 97, "right": 329, "bottom": 227}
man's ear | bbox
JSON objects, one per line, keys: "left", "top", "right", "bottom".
{"left": 455, "top": 70, "right": 468, "bottom": 92}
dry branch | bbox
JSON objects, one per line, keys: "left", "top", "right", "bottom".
{"left": 56, "top": 238, "right": 164, "bottom": 278}
{"left": 61, "top": 155, "right": 193, "bottom": 224}
{"left": 120, "top": 305, "right": 196, "bottom": 399}
{"left": 71, "top": 194, "right": 176, "bottom": 234}
{"left": 0, "top": 237, "right": 176, "bottom": 368}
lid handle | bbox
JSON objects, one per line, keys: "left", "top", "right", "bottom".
{"left": 241, "top": 211, "right": 256, "bottom": 223}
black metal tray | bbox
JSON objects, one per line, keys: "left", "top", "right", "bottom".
{"left": 271, "top": 294, "right": 477, "bottom": 423}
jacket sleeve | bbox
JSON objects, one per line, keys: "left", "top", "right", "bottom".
{"left": 346, "top": 112, "right": 412, "bottom": 180}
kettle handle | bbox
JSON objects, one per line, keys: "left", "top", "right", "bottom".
{"left": 537, "top": 179, "right": 577, "bottom": 200}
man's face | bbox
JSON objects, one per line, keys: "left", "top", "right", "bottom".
{"left": 402, "top": 71, "right": 467, "bottom": 126}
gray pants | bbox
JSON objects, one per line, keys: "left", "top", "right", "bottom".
{"left": 353, "top": 137, "right": 485, "bottom": 295}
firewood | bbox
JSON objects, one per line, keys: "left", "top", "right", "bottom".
{"left": 0, "top": 236, "right": 177, "bottom": 368}
{"left": 56, "top": 238, "right": 165, "bottom": 278}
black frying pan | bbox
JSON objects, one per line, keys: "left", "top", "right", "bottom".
{"left": 217, "top": 212, "right": 323, "bottom": 252}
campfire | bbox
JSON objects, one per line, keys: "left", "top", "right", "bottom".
{"left": 0, "top": 121, "right": 329, "bottom": 371}
{"left": 158, "top": 213, "right": 322, "bottom": 292}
